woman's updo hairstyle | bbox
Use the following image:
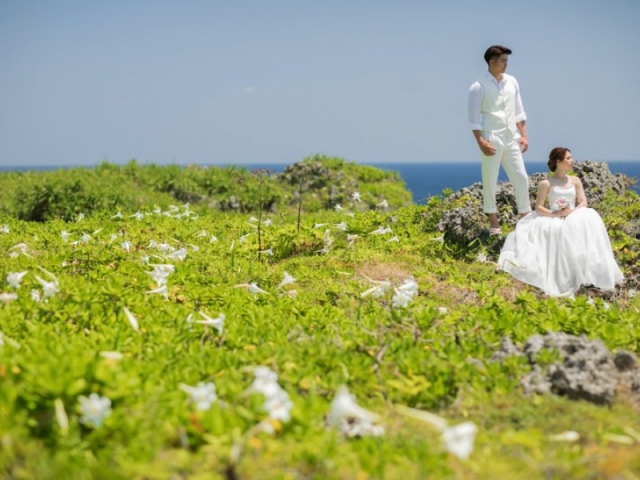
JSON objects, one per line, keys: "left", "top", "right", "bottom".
{"left": 548, "top": 147, "right": 571, "bottom": 172}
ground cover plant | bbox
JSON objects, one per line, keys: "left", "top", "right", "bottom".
{"left": 1, "top": 158, "right": 640, "bottom": 479}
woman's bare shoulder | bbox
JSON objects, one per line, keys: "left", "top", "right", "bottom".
{"left": 571, "top": 176, "right": 583, "bottom": 186}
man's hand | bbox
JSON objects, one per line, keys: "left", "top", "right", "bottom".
{"left": 519, "top": 136, "right": 529, "bottom": 153}
{"left": 477, "top": 138, "right": 496, "bottom": 156}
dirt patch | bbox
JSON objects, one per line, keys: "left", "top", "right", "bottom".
{"left": 355, "top": 261, "right": 414, "bottom": 284}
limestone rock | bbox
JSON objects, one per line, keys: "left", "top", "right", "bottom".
{"left": 438, "top": 161, "right": 632, "bottom": 246}
{"left": 495, "top": 332, "right": 640, "bottom": 406}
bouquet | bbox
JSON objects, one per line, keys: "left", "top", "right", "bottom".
{"left": 551, "top": 197, "right": 569, "bottom": 212}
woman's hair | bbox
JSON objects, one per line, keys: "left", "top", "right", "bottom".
{"left": 548, "top": 147, "right": 571, "bottom": 172}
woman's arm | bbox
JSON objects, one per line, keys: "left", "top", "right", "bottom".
{"left": 573, "top": 177, "right": 588, "bottom": 208}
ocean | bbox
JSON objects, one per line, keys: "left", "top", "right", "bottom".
{"left": 1, "top": 161, "right": 638, "bottom": 205}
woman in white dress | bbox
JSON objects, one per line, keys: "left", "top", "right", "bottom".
{"left": 498, "top": 147, "right": 624, "bottom": 297}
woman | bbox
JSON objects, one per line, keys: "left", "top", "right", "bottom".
{"left": 498, "top": 147, "right": 624, "bottom": 297}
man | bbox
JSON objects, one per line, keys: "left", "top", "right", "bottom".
{"left": 468, "top": 45, "right": 532, "bottom": 235}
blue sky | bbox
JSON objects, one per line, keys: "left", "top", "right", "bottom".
{"left": 1, "top": 0, "right": 639, "bottom": 166}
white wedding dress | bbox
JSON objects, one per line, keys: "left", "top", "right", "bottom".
{"left": 498, "top": 184, "right": 624, "bottom": 297}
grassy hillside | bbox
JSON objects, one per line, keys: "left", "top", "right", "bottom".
{"left": 0, "top": 160, "right": 639, "bottom": 479}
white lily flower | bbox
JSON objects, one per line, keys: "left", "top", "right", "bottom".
{"left": 179, "top": 382, "right": 218, "bottom": 411}
{"left": 34, "top": 275, "right": 59, "bottom": 298}
{"left": 327, "top": 386, "right": 383, "bottom": 437}
{"left": 323, "top": 229, "right": 333, "bottom": 246}
{"left": 386, "top": 236, "right": 399, "bottom": 243}
{"left": 196, "top": 312, "right": 225, "bottom": 334}
{"left": 147, "top": 284, "right": 168, "bottom": 299}
{"left": 334, "top": 204, "right": 344, "bottom": 212}
{"left": 149, "top": 263, "right": 175, "bottom": 273}
{"left": 392, "top": 289, "right": 413, "bottom": 308}
{"left": 277, "top": 272, "right": 296, "bottom": 290}
{"left": 360, "top": 285, "right": 386, "bottom": 299}
{"left": 148, "top": 240, "right": 158, "bottom": 249}
{"left": 233, "top": 282, "right": 268, "bottom": 295}
{"left": 263, "top": 389, "right": 294, "bottom": 422}
{"left": 334, "top": 221, "right": 348, "bottom": 231}
{"left": 121, "top": 240, "right": 132, "bottom": 252}
{"left": 550, "top": 430, "right": 580, "bottom": 442}
{"left": 31, "top": 289, "right": 41, "bottom": 302}
{"left": 442, "top": 422, "right": 478, "bottom": 460}
{"left": 395, "top": 405, "right": 477, "bottom": 460}
{"left": 377, "top": 199, "right": 389, "bottom": 209}
{"left": 130, "top": 211, "right": 144, "bottom": 221}
{"left": 248, "top": 366, "right": 281, "bottom": 397}
{"left": 0, "top": 224, "right": 9, "bottom": 234}
{"left": 249, "top": 216, "right": 259, "bottom": 222}
{"left": 196, "top": 230, "right": 208, "bottom": 238}
{"left": 10, "top": 243, "right": 31, "bottom": 257}
{"left": 123, "top": 306, "right": 139, "bottom": 331}
{"left": 78, "top": 393, "right": 111, "bottom": 427}
{"left": 369, "top": 226, "right": 392, "bottom": 235}
{"left": 397, "top": 278, "right": 419, "bottom": 296}
{"left": 209, "top": 235, "right": 218, "bottom": 243}
{"left": 315, "top": 246, "right": 330, "bottom": 255}
{"left": 146, "top": 268, "right": 170, "bottom": 287}
{"left": 476, "top": 253, "right": 487, "bottom": 263}
{"left": 247, "top": 367, "right": 294, "bottom": 423}
{"left": 263, "top": 218, "right": 272, "bottom": 227}
{"left": 352, "top": 192, "right": 362, "bottom": 203}
{"left": 0, "top": 292, "right": 19, "bottom": 304}
{"left": 80, "top": 233, "right": 91, "bottom": 244}
{"left": 239, "top": 233, "right": 252, "bottom": 243}
{"left": 250, "top": 283, "right": 269, "bottom": 295}
{"left": 54, "top": 399, "right": 69, "bottom": 435}
{"left": 165, "top": 248, "right": 187, "bottom": 261}
{"left": 109, "top": 234, "right": 120, "bottom": 245}
{"left": 258, "top": 248, "right": 274, "bottom": 256}
{"left": 313, "top": 223, "right": 328, "bottom": 229}
{"left": 99, "top": 351, "right": 124, "bottom": 360}
{"left": 76, "top": 213, "right": 85, "bottom": 222}
{"left": 6, "top": 271, "right": 28, "bottom": 289}
{"left": 111, "top": 211, "right": 123, "bottom": 219}
{"left": 61, "top": 230, "right": 69, "bottom": 242}
{"left": 437, "top": 307, "right": 448, "bottom": 314}
{"left": 156, "top": 242, "right": 174, "bottom": 253}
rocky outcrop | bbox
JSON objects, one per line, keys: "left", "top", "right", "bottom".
{"left": 493, "top": 332, "right": 640, "bottom": 407}
{"left": 437, "top": 161, "right": 633, "bottom": 246}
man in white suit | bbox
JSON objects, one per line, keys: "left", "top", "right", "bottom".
{"left": 468, "top": 45, "right": 532, "bottom": 235}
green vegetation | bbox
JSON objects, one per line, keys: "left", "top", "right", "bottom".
{"left": 1, "top": 158, "right": 639, "bottom": 479}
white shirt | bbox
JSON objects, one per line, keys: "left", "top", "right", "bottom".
{"left": 468, "top": 72, "right": 527, "bottom": 132}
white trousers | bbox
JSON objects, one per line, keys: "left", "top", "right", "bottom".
{"left": 481, "top": 132, "right": 531, "bottom": 214}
